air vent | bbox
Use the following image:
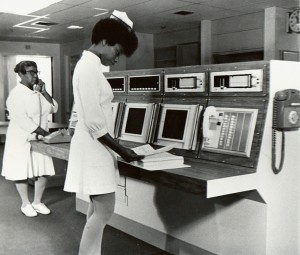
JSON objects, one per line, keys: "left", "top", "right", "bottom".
{"left": 32, "top": 21, "right": 58, "bottom": 27}
{"left": 174, "top": 11, "right": 194, "bottom": 15}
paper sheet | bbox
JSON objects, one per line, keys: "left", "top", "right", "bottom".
{"left": 132, "top": 143, "right": 179, "bottom": 156}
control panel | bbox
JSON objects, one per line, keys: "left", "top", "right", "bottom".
{"left": 202, "top": 107, "right": 258, "bottom": 157}
{"left": 164, "top": 73, "right": 205, "bottom": 92}
{"left": 107, "top": 77, "right": 125, "bottom": 92}
{"left": 210, "top": 69, "right": 263, "bottom": 92}
{"left": 128, "top": 75, "right": 160, "bottom": 92}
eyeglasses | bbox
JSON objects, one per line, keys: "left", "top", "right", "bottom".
{"left": 26, "top": 70, "right": 40, "bottom": 76}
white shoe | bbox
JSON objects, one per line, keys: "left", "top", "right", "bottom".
{"left": 21, "top": 204, "right": 38, "bottom": 217}
{"left": 32, "top": 203, "right": 51, "bottom": 215}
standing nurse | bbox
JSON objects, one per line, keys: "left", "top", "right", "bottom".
{"left": 2, "top": 61, "right": 58, "bottom": 217}
{"left": 64, "top": 10, "right": 143, "bottom": 255}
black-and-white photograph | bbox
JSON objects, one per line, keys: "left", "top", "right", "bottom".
{"left": 0, "top": 1, "right": 299, "bottom": 254}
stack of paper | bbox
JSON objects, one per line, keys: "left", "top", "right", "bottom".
{"left": 131, "top": 151, "right": 184, "bottom": 169}
{"left": 119, "top": 143, "right": 190, "bottom": 171}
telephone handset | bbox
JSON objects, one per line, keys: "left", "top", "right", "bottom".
{"left": 202, "top": 106, "right": 218, "bottom": 144}
{"left": 272, "top": 89, "right": 300, "bottom": 174}
{"left": 33, "top": 77, "right": 45, "bottom": 93}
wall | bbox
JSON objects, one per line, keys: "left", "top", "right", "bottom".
{"left": 126, "top": 33, "right": 154, "bottom": 70}
{"left": 154, "top": 10, "right": 295, "bottom": 64}
{"left": 154, "top": 12, "right": 266, "bottom": 64}
{"left": 154, "top": 27, "right": 200, "bottom": 48}
{"left": 275, "top": 7, "right": 299, "bottom": 60}
{"left": 212, "top": 12, "right": 264, "bottom": 54}
{"left": 0, "top": 56, "right": 5, "bottom": 121}
{"left": 264, "top": 7, "right": 300, "bottom": 61}
{"left": 60, "top": 39, "right": 88, "bottom": 123}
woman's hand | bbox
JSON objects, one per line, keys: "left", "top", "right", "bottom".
{"left": 33, "top": 126, "right": 50, "bottom": 137}
{"left": 33, "top": 79, "right": 46, "bottom": 93}
{"left": 36, "top": 79, "right": 46, "bottom": 93}
{"left": 97, "top": 133, "right": 144, "bottom": 162}
{"left": 119, "top": 148, "right": 144, "bottom": 163}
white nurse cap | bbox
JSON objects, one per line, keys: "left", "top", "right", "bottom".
{"left": 110, "top": 10, "right": 133, "bottom": 29}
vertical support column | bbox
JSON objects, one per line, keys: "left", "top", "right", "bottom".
{"left": 264, "top": 7, "right": 277, "bottom": 60}
{"left": 201, "top": 20, "right": 212, "bottom": 65}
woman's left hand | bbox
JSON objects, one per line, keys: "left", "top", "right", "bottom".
{"left": 34, "top": 80, "right": 46, "bottom": 93}
{"left": 120, "top": 148, "right": 144, "bottom": 163}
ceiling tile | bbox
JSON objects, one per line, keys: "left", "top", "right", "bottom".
{"left": 81, "top": 0, "right": 150, "bottom": 10}
{"left": 123, "top": 0, "right": 192, "bottom": 17}
{"left": 46, "top": 5, "right": 99, "bottom": 21}
{"left": 30, "top": 3, "right": 74, "bottom": 16}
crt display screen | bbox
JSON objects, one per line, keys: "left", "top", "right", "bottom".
{"left": 162, "top": 109, "right": 188, "bottom": 140}
{"left": 125, "top": 108, "right": 146, "bottom": 135}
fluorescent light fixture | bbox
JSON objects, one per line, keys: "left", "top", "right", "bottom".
{"left": 14, "top": 15, "right": 51, "bottom": 34}
{"left": 0, "top": 0, "right": 62, "bottom": 15}
{"left": 94, "top": 8, "right": 109, "bottom": 17}
{"left": 67, "top": 25, "right": 83, "bottom": 29}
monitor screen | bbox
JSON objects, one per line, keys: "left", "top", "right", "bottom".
{"left": 155, "top": 104, "right": 202, "bottom": 150}
{"left": 161, "top": 109, "right": 188, "bottom": 140}
{"left": 120, "top": 103, "right": 158, "bottom": 143}
{"left": 125, "top": 108, "right": 146, "bottom": 135}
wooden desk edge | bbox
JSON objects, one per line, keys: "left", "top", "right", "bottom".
{"left": 30, "top": 141, "right": 256, "bottom": 195}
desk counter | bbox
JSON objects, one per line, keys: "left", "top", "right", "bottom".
{"left": 31, "top": 141, "right": 257, "bottom": 197}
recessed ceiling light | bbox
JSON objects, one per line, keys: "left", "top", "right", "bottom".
{"left": 174, "top": 11, "right": 194, "bottom": 15}
{"left": 67, "top": 25, "right": 83, "bottom": 29}
{"left": 32, "top": 21, "right": 58, "bottom": 27}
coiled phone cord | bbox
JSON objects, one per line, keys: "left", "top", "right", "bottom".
{"left": 272, "top": 128, "right": 285, "bottom": 174}
{"left": 272, "top": 99, "right": 285, "bottom": 174}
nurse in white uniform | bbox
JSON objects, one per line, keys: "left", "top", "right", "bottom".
{"left": 2, "top": 60, "right": 58, "bottom": 217}
{"left": 64, "top": 10, "right": 143, "bottom": 255}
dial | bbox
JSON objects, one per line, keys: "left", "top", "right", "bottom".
{"left": 289, "top": 9, "right": 300, "bottom": 33}
{"left": 288, "top": 110, "right": 299, "bottom": 125}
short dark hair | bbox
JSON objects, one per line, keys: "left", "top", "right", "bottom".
{"left": 14, "top": 61, "right": 37, "bottom": 74}
{"left": 91, "top": 18, "right": 138, "bottom": 57}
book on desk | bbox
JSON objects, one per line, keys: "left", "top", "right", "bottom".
{"left": 119, "top": 144, "right": 190, "bottom": 171}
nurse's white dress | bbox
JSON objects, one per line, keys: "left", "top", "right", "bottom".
{"left": 1, "top": 84, "right": 58, "bottom": 180}
{"left": 64, "top": 51, "right": 119, "bottom": 195}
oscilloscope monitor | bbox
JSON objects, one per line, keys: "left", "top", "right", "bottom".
{"left": 119, "top": 102, "right": 158, "bottom": 143}
{"left": 155, "top": 104, "right": 202, "bottom": 150}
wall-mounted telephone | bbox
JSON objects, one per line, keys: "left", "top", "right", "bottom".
{"left": 272, "top": 89, "right": 300, "bottom": 174}
{"left": 202, "top": 106, "right": 258, "bottom": 157}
